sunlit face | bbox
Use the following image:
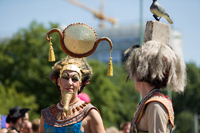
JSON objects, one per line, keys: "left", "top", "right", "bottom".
{"left": 24, "top": 112, "right": 29, "bottom": 123}
{"left": 123, "top": 124, "right": 131, "bottom": 133}
{"left": 59, "top": 70, "right": 81, "bottom": 95}
{"left": 21, "top": 121, "right": 32, "bottom": 133}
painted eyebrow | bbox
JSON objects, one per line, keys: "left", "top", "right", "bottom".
{"left": 72, "top": 74, "right": 80, "bottom": 78}
{"left": 63, "top": 72, "right": 79, "bottom": 78}
{"left": 62, "top": 72, "right": 69, "bottom": 77}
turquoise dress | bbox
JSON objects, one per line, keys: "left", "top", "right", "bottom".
{"left": 41, "top": 102, "right": 98, "bottom": 133}
{"left": 44, "top": 121, "right": 84, "bottom": 133}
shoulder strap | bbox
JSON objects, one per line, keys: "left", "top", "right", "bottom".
{"left": 130, "top": 89, "right": 160, "bottom": 132}
{"left": 136, "top": 92, "right": 174, "bottom": 127}
{"left": 130, "top": 90, "right": 174, "bottom": 133}
{"left": 144, "top": 95, "right": 174, "bottom": 127}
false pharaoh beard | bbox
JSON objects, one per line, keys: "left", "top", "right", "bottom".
{"left": 61, "top": 90, "right": 74, "bottom": 119}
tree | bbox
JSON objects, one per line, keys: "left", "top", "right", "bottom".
{"left": 173, "top": 111, "right": 194, "bottom": 133}
{"left": 172, "top": 63, "right": 200, "bottom": 132}
{"left": 0, "top": 84, "right": 38, "bottom": 118}
{"left": 0, "top": 21, "right": 139, "bottom": 127}
{"left": 1, "top": 21, "right": 200, "bottom": 131}
{"left": 84, "top": 60, "right": 139, "bottom": 128}
{"left": 173, "top": 63, "right": 200, "bottom": 114}
{"left": 0, "top": 21, "right": 65, "bottom": 120}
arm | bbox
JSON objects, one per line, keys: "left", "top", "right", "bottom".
{"left": 0, "top": 129, "right": 8, "bottom": 133}
{"left": 88, "top": 109, "right": 106, "bottom": 133}
{"left": 39, "top": 116, "right": 45, "bottom": 133}
{"left": 146, "top": 102, "right": 169, "bottom": 133}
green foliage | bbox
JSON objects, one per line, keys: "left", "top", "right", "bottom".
{"left": 173, "top": 63, "right": 200, "bottom": 114}
{"left": 0, "top": 21, "right": 139, "bottom": 126}
{"left": 172, "top": 63, "right": 200, "bottom": 132}
{"left": 173, "top": 111, "right": 194, "bottom": 133}
{"left": 0, "top": 84, "right": 38, "bottom": 119}
{"left": 0, "top": 21, "right": 64, "bottom": 120}
{"left": 85, "top": 60, "right": 138, "bottom": 128}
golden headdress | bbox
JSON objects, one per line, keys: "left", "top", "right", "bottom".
{"left": 46, "top": 22, "right": 113, "bottom": 76}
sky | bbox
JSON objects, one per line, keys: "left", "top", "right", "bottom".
{"left": 0, "top": 0, "right": 200, "bottom": 67}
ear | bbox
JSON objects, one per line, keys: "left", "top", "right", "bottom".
{"left": 84, "top": 81, "right": 90, "bottom": 85}
{"left": 52, "top": 77, "right": 57, "bottom": 82}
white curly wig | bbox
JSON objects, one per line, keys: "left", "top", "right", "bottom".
{"left": 125, "top": 40, "right": 186, "bottom": 93}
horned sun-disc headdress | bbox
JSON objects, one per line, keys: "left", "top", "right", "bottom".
{"left": 46, "top": 22, "right": 113, "bottom": 76}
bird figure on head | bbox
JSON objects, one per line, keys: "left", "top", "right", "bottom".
{"left": 150, "top": 0, "right": 173, "bottom": 24}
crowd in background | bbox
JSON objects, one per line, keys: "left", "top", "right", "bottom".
{"left": 0, "top": 93, "right": 131, "bottom": 133}
{"left": 106, "top": 122, "right": 131, "bottom": 133}
{"left": 0, "top": 106, "right": 40, "bottom": 133}
{"left": 0, "top": 107, "right": 130, "bottom": 133}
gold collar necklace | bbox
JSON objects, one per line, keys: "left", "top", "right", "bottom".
{"left": 60, "top": 98, "right": 79, "bottom": 106}
{"left": 57, "top": 100, "right": 85, "bottom": 110}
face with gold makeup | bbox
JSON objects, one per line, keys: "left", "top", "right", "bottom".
{"left": 48, "top": 56, "right": 92, "bottom": 119}
{"left": 59, "top": 70, "right": 81, "bottom": 101}
{"left": 60, "top": 70, "right": 81, "bottom": 92}
{"left": 58, "top": 67, "right": 82, "bottom": 119}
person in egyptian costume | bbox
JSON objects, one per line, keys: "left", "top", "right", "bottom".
{"left": 124, "top": 40, "right": 186, "bottom": 133}
{"left": 40, "top": 23, "right": 113, "bottom": 133}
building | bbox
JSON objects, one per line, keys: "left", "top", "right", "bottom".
{"left": 88, "top": 23, "right": 183, "bottom": 66}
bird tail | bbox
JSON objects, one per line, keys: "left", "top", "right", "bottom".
{"left": 165, "top": 16, "right": 173, "bottom": 24}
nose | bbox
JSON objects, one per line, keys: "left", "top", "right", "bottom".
{"left": 67, "top": 78, "right": 73, "bottom": 86}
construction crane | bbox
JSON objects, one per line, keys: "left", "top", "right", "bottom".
{"left": 65, "top": 0, "right": 117, "bottom": 28}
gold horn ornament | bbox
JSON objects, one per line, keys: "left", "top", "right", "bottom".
{"left": 48, "top": 37, "right": 55, "bottom": 62}
{"left": 107, "top": 50, "right": 113, "bottom": 76}
{"left": 46, "top": 22, "right": 113, "bottom": 76}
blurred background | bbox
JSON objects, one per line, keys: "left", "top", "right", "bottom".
{"left": 0, "top": 0, "right": 200, "bottom": 132}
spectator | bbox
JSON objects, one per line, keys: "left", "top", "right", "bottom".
{"left": 21, "top": 121, "right": 32, "bottom": 133}
{"left": 23, "top": 113, "right": 29, "bottom": 124}
{"left": 120, "top": 122, "right": 130, "bottom": 133}
{"left": 31, "top": 119, "right": 40, "bottom": 133}
{"left": 6, "top": 106, "right": 29, "bottom": 133}
{"left": 0, "top": 115, "right": 8, "bottom": 129}
{"left": 106, "top": 126, "right": 119, "bottom": 133}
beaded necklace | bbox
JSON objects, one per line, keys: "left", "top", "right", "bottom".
{"left": 57, "top": 99, "right": 87, "bottom": 113}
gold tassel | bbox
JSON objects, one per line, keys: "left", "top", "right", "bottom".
{"left": 107, "top": 50, "right": 113, "bottom": 76}
{"left": 49, "top": 37, "right": 55, "bottom": 62}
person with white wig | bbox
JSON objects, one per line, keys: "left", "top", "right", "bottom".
{"left": 124, "top": 40, "right": 186, "bottom": 133}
